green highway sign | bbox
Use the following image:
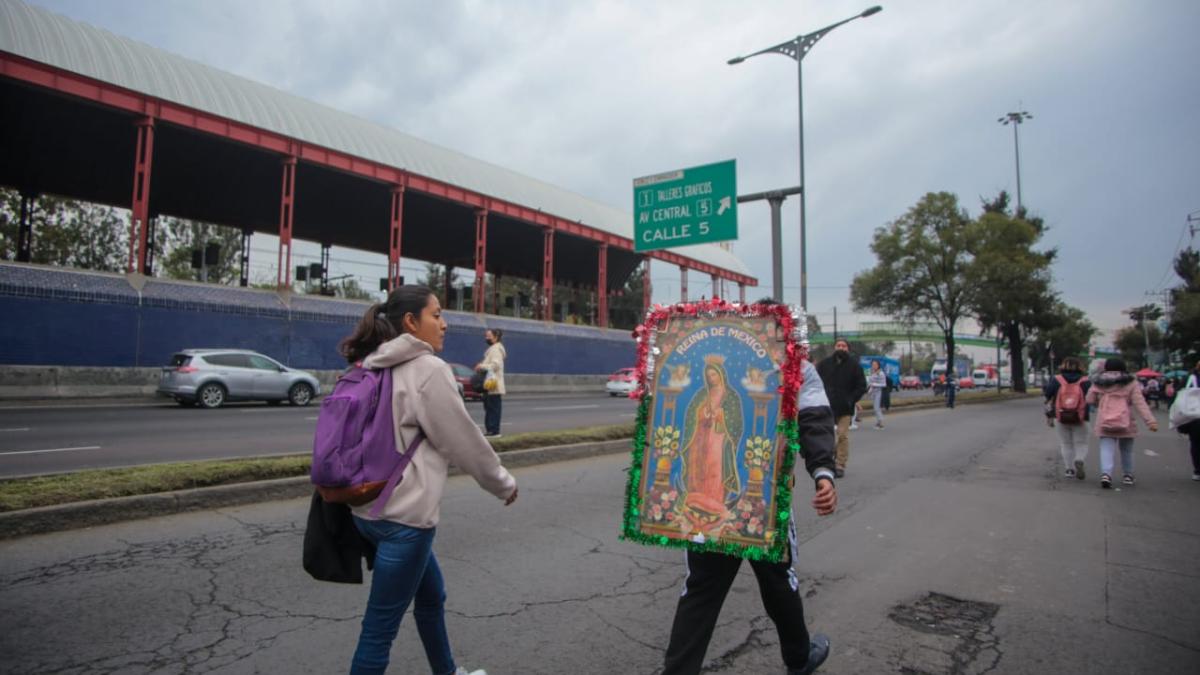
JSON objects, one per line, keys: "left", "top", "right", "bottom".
{"left": 633, "top": 159, "right": 737, "bottom": 252}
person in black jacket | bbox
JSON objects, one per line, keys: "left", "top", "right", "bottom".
{"left": 816, "top": 338, "right": 867, "bottom": 478}
{"left": 661, "top": 323, "right": 840, "bottom": 675}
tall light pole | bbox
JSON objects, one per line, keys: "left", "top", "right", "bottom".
{"left": 998, "top": 110, "right": 1033, "bottom": 214}
{"left": 728, "top": 5, "right": 882, "bottom": 311}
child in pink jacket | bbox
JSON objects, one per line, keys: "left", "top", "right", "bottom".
{"left": 1085, "top": 359, "right": 1158, "bottom": 488}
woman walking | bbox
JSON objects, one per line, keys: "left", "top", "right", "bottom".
{"left": 339, "top": 286, "right": 518, "bottom": 675}
{"left": 1085, "top": 358, "right": 1158, "bottom": 489}
{"left": 1043, "top": 357, "right": 1091, "bottom": 480}
{"left": 476, "top": 329, "right": 507, "bottom": 437}
{"left": 867, "top": 360, "right": 887, "bottom": 429}
{"left": 1179, "top": 362, "right": 1200, "bottom": 481}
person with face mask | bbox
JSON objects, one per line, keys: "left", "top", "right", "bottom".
{"left": 475, "top": 329, "right": 506, "bottom": 437}
{"left": 816, "top": 338, "right": 867, "bottom": 478}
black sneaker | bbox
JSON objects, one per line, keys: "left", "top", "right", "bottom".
{"left": 834, "top": 468, "right": 845, "bottom": 479}
{"left": 1100, "top": 474, "right": 1112, "bottom": 489}
{"left": 788, "top": 633, "right": 831, "bottom": 675}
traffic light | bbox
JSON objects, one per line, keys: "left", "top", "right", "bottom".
{"left": 204, "top": 242, "right": 220, "bottom": 266}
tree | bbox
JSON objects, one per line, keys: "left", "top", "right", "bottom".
{"left": 158, "top": 217, "right": 243, "bottom": 284}
{"left": 0, "top": 189, "right": 128, "bottom": 272}
{"left": 332, "top": 278, "right": 375, "bottom": 301}
{"left": 1028, "top": 302, "right": 1098, "bottom": 372}
{"left": 1114, "top": 324, "right": 1163, "bottom": 368}
{"left": 851, "top": 192, "right": 980, "bottom": 386}
{"left": 1166, "top": 248, "right": 1200, "bottom": 362}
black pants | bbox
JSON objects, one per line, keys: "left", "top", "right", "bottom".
{"left": 483, "top": 393, "right": 502, "bottom": 435}
{"left": 1188, "top": 426, "right": 1200, "bottom": 473}
{"left": 663, "top": 539, "right": 811, "bottom": 674}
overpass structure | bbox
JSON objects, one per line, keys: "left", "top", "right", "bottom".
{"left": 807, "top": 321, "right": 1118, "bottom": 359}
{"left": 0, "top": 0, "right": 756, "bottom": 329}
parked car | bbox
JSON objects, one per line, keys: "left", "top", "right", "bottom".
{"left": 957, "top": 376, "right": 975, "bottom": 389}
{"left": 157, "top": 349, "right": 321, "bottom": 409}
{"left": 971, "top": 369, "right": 992, "bottom": 388}
{"left": 606, "top": 367, "right": 638, "bottom": 397}
{"left": 448, "top": 362, "right": 482, "bottom": 401}
{"left": 900, "top": 375, "right": 922, "bottom": 390}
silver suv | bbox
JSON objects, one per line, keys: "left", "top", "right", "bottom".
{"left": 158, "top": 349, "right": 321, "bottom": 409}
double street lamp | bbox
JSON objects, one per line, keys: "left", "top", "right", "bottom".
{"left": 728, "top": 5, "right": 882, "bottom": 311}
{"left": 998, "top": 110, "right": 1033, "bottom": 214}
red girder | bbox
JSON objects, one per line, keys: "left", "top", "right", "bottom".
{"left": 276, "top": 157, "right": 297, "bottom": 287}
{"left": 597, "top": 243, "right": 608, "bottom": 328}
{"left": 473, "top": 210, "right": 487, "bottom": 314}
{"left": 126, "top": 117, "right": 154, "bottom": 274}
{"left": 0, "top": 51, "right": 757, "bottom": 288}
{"left": 388, "top": 184, "right": 405, "bottom": 291}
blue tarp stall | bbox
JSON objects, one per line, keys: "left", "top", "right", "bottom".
{"left": 0, "top": 263, "right": 635, "bottom": 374}
{"left": 859, "top": 355, "right": 900, "bottom": 388}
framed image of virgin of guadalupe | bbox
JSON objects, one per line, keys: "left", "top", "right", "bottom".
{"left": 621, "top": 299, "right": 809, "bottom": 562}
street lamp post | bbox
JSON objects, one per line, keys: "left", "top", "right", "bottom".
{"left": 998, "top": 110, "right": 1033, "bottom": 214}
{"left": 728, "top": 5, "right": 882, "bottom": 311}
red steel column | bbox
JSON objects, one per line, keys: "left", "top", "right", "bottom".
{"left": 387, "top": 185, "right": 405, "bottom": 291}
{"left": 473, "top": 209, "right": 488, "bottom": 314}
{"left": 542, "top": 228, "right": 554, "bottom": 321}
{"left": 711, "top": 273, "right": 720, "bottom": 300}
{"left": 597, "top": 244, "right": 609, "bottom": 328}
{"left": 680, "top": 267, "right": 688, "bottom": 303}
{"left": 642, "top": 258, "right": 652, "bottom": 314}
{"left": 126, "top": 117, "right": 155, "bottom": 274}
{"left": 276, "top": 156, "right": 297, "bottom": 287}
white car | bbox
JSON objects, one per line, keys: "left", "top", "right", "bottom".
{"left": 606, "top": 368, "right": 638, "bottom": 397}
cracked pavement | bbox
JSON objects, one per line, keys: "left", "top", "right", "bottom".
{"left": 3, "top": 399, "right": 1199, "bottom": 674}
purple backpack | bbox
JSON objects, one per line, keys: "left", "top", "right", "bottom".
{"left": 311, "top": 366, "right": 423, "bottom": 518}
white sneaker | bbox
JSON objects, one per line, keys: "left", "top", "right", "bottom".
{"left": 1192, "top": 472, "right": 1200, "bottom": 481}
{"left": 849, "top": 423, "right": 859, "bottom": 430}
{"left": 455, "top": 668, "right": 487, "bottom": 675}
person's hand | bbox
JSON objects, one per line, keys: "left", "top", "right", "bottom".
{"left": 504, "top": 486, "right": 519, "bottom": 506}
{"left": 1149, "top": 422, "right": 1159, "bottom": 433}
{"left": 812, "top": 479, "right": 837, "bottom": 516}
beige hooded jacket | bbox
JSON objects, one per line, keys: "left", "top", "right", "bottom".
{"left": 479, "top": 342, "right": 507, "bottom": 395}
{"left": 352, "top": 334, "right": 516, "bottom": 527}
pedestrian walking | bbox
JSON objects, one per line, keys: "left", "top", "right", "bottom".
{"left": 1085, "top": 358, "right": 1158, "bottom": 489}
{"left": 338, "top": 286, "right": 518, "bottom": 675}
{"left": 1043, "top": 357, "right": 1091, "bottom": 480}
{"left": 1177, "top": 362, "right": 1200, "bottom": 481}
{"left": 1145, "top": 377, "right": 1161, "bottom": 410}
{"left": 945, "top": 375, "right": 957, "bottom": 409}
{"left": 867, "top": 360, "right": 887, "bottom": 429}
{"left": 661, "top": 356, "right": 839, "bottom": 675}
{"left": 816, "top": 338, "right": 867, "bottom": 478}
{"left": 475, "top": 328, "right": 507, "bottom": 437}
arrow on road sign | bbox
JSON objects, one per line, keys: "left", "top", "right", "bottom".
{"left": 717, "top": 196, "right": 731, "bottom": 215}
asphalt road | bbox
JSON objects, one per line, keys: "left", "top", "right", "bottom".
{"left": 2, "top": 398, "right": 1196, "bottom": 674}
{"left": 0, "top": 394, "right": 639, "bottom": 478}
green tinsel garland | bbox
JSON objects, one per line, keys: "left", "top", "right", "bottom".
{"left": 620, "top": 398, "right": 804, "bottom": 563}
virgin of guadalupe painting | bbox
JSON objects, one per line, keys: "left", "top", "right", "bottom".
{"left": 622, "top": 300, "right": 808, "bottom": 561}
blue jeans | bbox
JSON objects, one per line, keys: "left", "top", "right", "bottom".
{"left": 1098, "top": 436, "right": 1135, "bottom": 478}
{"left": 483, "top": 393, "right": 502, "bottom": 435}
{"left": 350, "top": 517, "right": 455, "bottom": 675}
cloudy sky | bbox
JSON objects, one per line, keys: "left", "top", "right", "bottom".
{"left": 28, "top": 0, "right": 1200, "bottom": 346}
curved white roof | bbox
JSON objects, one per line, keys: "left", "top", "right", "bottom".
{"left": 0, "top": 0, "right": 751, "bottom": 278}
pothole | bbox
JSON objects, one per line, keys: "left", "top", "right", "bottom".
{"left": 887, "top": 592, "right": 1001, "bottom": 675}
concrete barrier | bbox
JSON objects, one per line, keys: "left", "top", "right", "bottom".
{"left": 0, "top": 365, "right": 610, "bottom": 400}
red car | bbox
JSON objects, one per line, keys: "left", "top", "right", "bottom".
{"left": 957, "top": 376, "right": 974, "bottom": 389}
{"left": 449, "top": 363, "right": 483, "bottom": 401}
{"left": 900, "top": 375, "right": 922, "bottom": 390}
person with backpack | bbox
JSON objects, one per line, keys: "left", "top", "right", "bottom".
{"left": 475, "top": 328, "right": 507, "bottom": 437}
{"left": 336, "top": 286, "right": 517, "bottom": 675}
{"left": 1145, "top": 377, "right": 1162, "bottom": 410}
{"left": 1043, "top": 357, "right": 1091, "bottom": 480}
{"left": 1085, "top": 358, "right": 1158, "bottom": 489}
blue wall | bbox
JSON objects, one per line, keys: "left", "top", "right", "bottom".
{"left": 0, "top": 264, "right": 636, "bottom": 374}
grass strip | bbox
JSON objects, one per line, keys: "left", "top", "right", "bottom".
{"left": 0, "top": 423, "right": 635, "bottom": 513}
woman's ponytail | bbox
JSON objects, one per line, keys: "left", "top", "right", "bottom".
{"left": 338, "top": 302, "right": 399, "bottom": 364}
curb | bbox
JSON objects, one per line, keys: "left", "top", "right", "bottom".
{"left": 0, "top": 439, "right": 632, "bottom": 541}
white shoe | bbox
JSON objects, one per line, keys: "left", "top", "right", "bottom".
{"left": 455, "top": 668, "right": 487, "bottom": 675}
{"left": 1192, "top": 472, "right": 1199, "bottom": 482}
{"left": 849, "top": 423, "right": 859, "bottom": 430}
